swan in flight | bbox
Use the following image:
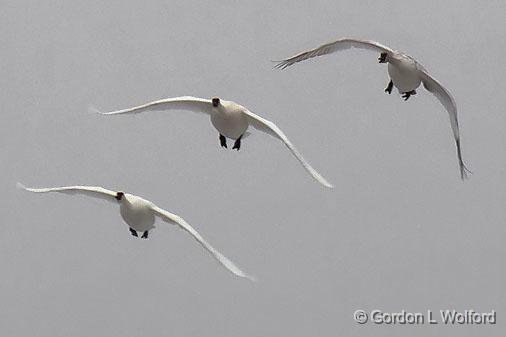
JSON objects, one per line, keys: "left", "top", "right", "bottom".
{"left": 17, "top": 183, "right": 253, "bottom": 280}
{"left": 94, "top": 96, "right": 333, "bottom": 188}
{"left": 275, "top": 38, "right": 470, "bottom": 180}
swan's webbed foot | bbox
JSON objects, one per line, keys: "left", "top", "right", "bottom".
{"left": 232, "top": 135, "right": 243, "bottom": 151}
{"left": 141, "top": 231, "right": 149, "bottom": 239}
{"left": 402, "top": 90, "right": 416, "bottom": 101}
{"left": 385, "top": 80, "right": 393, "bottom": 94}
{"left": 129, "top": 228, "right": 138, "bottom": 237}
{"left": 378, "top": 52, "right": 388, "bottom": 63}
{"left": 219, "top": 134, "right": 227, "bottom": 148}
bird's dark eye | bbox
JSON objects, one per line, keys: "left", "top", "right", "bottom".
{"left": 115, "top": 192, "right": 124, "bottom": 200}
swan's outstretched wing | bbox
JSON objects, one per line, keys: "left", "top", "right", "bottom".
{"left": 242, "top": 110, "right": 333, "bottom": 188}
{"left": 94, "top": 96, "right": 213, "bottom": 116}
{"left": 419, "top": 70, "right": 471, "bottom": 180}
{"left": 17, "top": 183, "right": 118, "bottom": 202}
{"left": 275, "top": 38, "right": 394, "bottom": 69}
{"left": 151, "top": 205, "right": 254, "bottom": 281}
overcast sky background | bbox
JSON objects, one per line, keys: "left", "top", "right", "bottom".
{"left": 1, "top": 1, "right": 505, "bottom": 336}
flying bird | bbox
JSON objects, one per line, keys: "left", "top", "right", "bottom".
{"left": 275, "top": 38, "right": 470, "bottom": 180}
{"left": 93, "top": 96, "right": 333, "bottom": 188}
{"left": 17, "top": 183, "right": 253, "bottom": 280}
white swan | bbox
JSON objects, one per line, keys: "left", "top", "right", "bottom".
{"left": 275, "top": 38, "right": 470, "bottom": 180}
{"left": 93, "top": 96, "right": 333, "bottom": 188}
{"left": 17, "top": 183, "right": 253, "bottom": 280}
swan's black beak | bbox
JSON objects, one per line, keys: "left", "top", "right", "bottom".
{"left": 212, "top": 97, "right": 220, "bottom": 107}
{"left": 378, "top": 52, "right": 388, "bottom": 63}
{"left": 115, "top": 191, "right": 124, "bottom": 201}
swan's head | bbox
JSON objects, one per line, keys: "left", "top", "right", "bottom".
{"left": 212, "top": 97, "right": 220, "bottom": 107}
{"left": 115, "top": 191, "right": 124, "bottom": 201}
{"left": 378, "top": 52, "right": 388, "bottom": 63}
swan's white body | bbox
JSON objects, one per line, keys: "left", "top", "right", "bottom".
{"left": 17, "top": 183, "right": 253, "bottom": 280}
{"left": 387, "top": 54, "right": 421, "bottom": 93}
{"left": 210, "top": 100, "right": 249, "bottom": 139}
{"left": 119, "top": 194, "right": 156, "bottom": 232}
{"left": 275, "top": 37, "right": 470, "bottom": 180}
{"left": 94, "top": 96, "right": 333, "bottom": 188}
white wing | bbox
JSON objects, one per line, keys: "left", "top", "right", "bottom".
{"left": 419, "top": 70, "right": 471, "bottom": 180}
{"left": 275, "top": 38, "right": 394, "bottom": 69}
{"left": 94, "top": 96, "right": 213, "bottom": 116}
{"left": 242, "top": 110, "right": 333, "bottom": 188}
{"left": 151, "top": 205, "right": 255, "bottom": 281}
{"left": 17, "top": 182, "right": 118, "bottom": 202}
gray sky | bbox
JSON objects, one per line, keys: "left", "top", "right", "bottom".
{"left": 1, "top": 0, "right": 505, "bottom": 336}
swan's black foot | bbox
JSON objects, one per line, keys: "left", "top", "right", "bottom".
{"left": 402, "top": 90, "right": 416, "bottom": 101}
{"left": 129, "top": 228, "right": 138, "bottom": 237}
{"left": 385, "top": 80, "right": 393, "bottom": 94}
{"left": 232, "top": 135, "right": 243, "bottom": 151}
{"left": 219, "top": 134, "right": 227, "bottom": 148}
{"left": 141, "top": 231, "right": 149, "bottom": 239}
{"left": 378, "top": 52, "right": 388, "bottom": 63}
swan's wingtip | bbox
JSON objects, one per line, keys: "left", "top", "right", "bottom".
{"left": 459, "top": 162, "right": 472, "bottom": 181}
{"left": 16, "top": 182, "right": 27, "bottom": 190}
{"left": 232, "top": 268, "right": 256, "bottom": 282}
{"left": 243, "top": 273, "right": 257, "bottom": 282}
{"left": 88, "top": 104, "right": 103, "bottom": 115}
{"left": 272, "top": 61, "right": 288, "bottom": 70}
{"left": 317, "top": 177, "right": 334, "bottom": 189}
{"left": 460, "top": 168, "right": 472, "bottom": 181}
